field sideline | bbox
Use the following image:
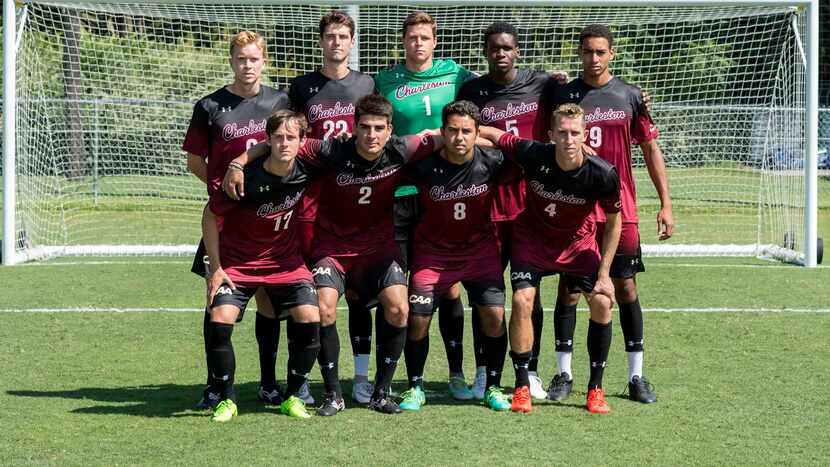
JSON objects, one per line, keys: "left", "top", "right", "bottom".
{"left": 2, "top": 256, "right": 829, "bottom": 465}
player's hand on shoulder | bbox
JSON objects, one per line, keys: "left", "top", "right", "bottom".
{"left": 582, "top": 143, "right": 598, "bottom": 156}
{"left": 657, "top": 206, "right": 674, "bottom": 241}
{"left": 548, "top": 70, "right": 569, "bottom": 85}
{"left": 223, "top": 165, "right": 245, "bottom": 200}
{"left": 641, "top": 90, "right": 653, "bottom": 113}
{"left": 335, "top": 131, "right": 352, "bottom": 142}
{"left": 206, "top": 266, "right": 235, "bottom": 306}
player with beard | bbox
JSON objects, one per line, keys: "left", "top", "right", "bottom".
{"left": 224, "top": 95, "right": 443, "bottom": 414}
{"left": 202, "top": 110, "right": 321, "bottom": 421}
{"left": 480, "top": 103, "right": 622, "bottom": 414}
{"left": 287, "top": 10, "right": 376, "bottom": 412}
{"left": 543, "top": 24, "right": 672, "bottom": 404}
{"left": 183, "top": 31, "right": 291, "bottom": 411}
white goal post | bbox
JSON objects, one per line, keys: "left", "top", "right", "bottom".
{"left": 2, "top": 0, "right": 821, "bottom": 266}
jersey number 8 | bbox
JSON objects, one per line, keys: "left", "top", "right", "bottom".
{"left": 453, "top": 202, "right": 466, "bottom": 220}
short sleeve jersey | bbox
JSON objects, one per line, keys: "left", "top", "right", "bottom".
{"left": 182, "top": 85, "right": 291, "bottom": 195}
{"left": 299, "top": 135, "right": 435, "bottom": 256}
{"left": 208, "top": 156, "right": 318, "bottom": 285}
{"left": 406, "top": 147, "right": 505, "bottom": 255}
{"left": 545, "top": 76, "right": 658, "bottom": 223}
{"left": 289, "top": 70, "right": 375, "bottom": 222}
{"left": 498, "top": 133, "right": 621, "bottom": 246}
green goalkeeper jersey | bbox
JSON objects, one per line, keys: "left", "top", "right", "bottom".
{"left": 375, "top": 59, "right": 473, "bottom": 196}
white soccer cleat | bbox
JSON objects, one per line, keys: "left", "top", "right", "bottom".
{"left": 528, "top": 371, "right": 548, "bottom": 400}
{"left": 472, "top": 366, "right": 487, "bottom": 400}
{"left": 297, "top": 381, "right": 314, "bottom": 405}
{"left": 351, "top": 375, "right": 374, "bottom": 404}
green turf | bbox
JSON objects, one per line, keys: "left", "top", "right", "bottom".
{"left": 1, "top": 257, "right": 829, "bottom": 465}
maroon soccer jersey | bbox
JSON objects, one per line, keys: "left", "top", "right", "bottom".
{"left": 545, "top": 76, "right": 659, "bottom": 223}
{"left": 406, "top": 147, "right": 505, "bottom": 255}
{"left": 289, "top": 70, "right": 375, "bottom": 224}
{"left": 498, "top": 133, "right": 620, "bottom": 246}
{"left": 298, "top": 135, "right": 435, "bottom": 257}
{"left": 183, "top": 85, "right": 291, "bottom": 195}
{"left": 208, "top": 156, "right": 318, "bottom": 286}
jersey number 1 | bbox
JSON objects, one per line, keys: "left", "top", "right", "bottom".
{"left": 421, "top": 95, "right": 432, "bottom": 117}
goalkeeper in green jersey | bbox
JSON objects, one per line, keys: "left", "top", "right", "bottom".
{"left": 374, "top": 10, "right": 477, "bottom": 403}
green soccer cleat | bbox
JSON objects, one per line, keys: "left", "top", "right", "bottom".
{"left": 483, "top": 386, "right": 511, "bottom": 412}
{"left": 210, "top": 399, "right": 238, "bottom": 422}
{"left": 280, "top": 395, "right": 312, "bottom": 419}
{"left": 447, "top": 374, "right": 474, "bottom": 400}
{"left": 399, "top": 386, "right": 426, "bottom": 412}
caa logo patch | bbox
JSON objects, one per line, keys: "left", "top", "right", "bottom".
{"left": 216, "top": 286, "right": 233, "bottom": 296}
{"left": 312, "top": 267, "right": 332, "bottom": 276}
{"left": 409, "top": 294, "right": 432, "bottom": 305}
{"left": 511, "top": 272, "right": 532, "bottom": 281}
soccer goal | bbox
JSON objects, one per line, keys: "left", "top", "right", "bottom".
{"left": 2, "top": 0, "right": 821, "bottom": 266}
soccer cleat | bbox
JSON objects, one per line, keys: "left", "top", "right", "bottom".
{"left": 297, "top": 381, "right": 315, "bottom": 405}
{"left": 528, "top": 371, "right": 548, "bottom": 400}
{"left": 317, "top": 392, "right": 346, "bottom": 417}
{"left": 368, "top": 389, "right": 402, "bottom": 414}
{"left": 586, "top": 388, "right": 611, "bottom": 414}
{"left": 280, "top": 395, "right": 312, "bottom": 419}
{"left": 483, "top": 386, "right": 511, "bottom": 412}
{"left": 547, "top": 372, "right": 574, "bottom": 402}
{"left": 399, "top": 386, "right": 426, "bottom": 411}
{"left": 511, "top": 386, "right": 532, "bottom": 413}
{"left": 351, "top": 376, "right": 374, "bottom": 404}
{"left": 210, "top": 399, "right": 238, "bottom": 422}
{"left": 472, "top": 366, "right": 487, "bottom": 400}
{"left": 256, "top": 385, "right": 284, "bottom": 405}
{"left": 628, "top": 376, "right": 657, "bottom": 404}
{"left": 448, "top": 374, "right": 474, "bottom": 400}
{"left": 195, "top": 386, "right": 221, "bottom": 410}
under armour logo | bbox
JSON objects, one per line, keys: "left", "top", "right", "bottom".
{"left": 433, "top": 167, "right": 443, "bottom": 173}
{"left": 324, "top": 362, "right": 335, "bottom": 369}
{"left": 353, "top": 336, "right": 370, "bottom": 343}
{"left": 570, "top": 93, "right": 580, "bottom": 99}
{"left": 555, "top": 339, "right": 573, "bottom": 346}
{"left": 345, "top": 161, "right": 354, "bottom": 168}
{"left": 489, "top": 370, "right": 498, "bottom": 376}
{"left": 479, "top": 90, "right": 488, "bottom": 96}
{"left": 591, "top": 361, "right": 607, "bottom": 368}
{"left": 384, "top": 357, "right": 398, "bottom": 364}
{"left": 309, "top": 87, "right": 319, "bottom": 93}
{"left": 540, "top": 165, "right": 550, "bottom": 174}
{"left": 448, "top": 340, "right": 462, "bottom": 348}
{"left": 259, "top": 185, "right": 270, "bottom": 192}
{"left": 221, "top": 106, "right": 231, "bottom": 113}
{"left": 396, "top": 73, "right": 403, "bottom": 79}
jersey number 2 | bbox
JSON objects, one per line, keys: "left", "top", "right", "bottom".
{"left": 323, "top": 120, "right": 348, "bottom": 140}
{"left": 358, "top": 186, "right": 372, "bottom": 204}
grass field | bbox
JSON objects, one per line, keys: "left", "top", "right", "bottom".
{"left": 1, "top": 256, "right": 829, "bottom": 465}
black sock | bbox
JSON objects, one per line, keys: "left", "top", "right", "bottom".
{"left": 529, "top": 289, "right": 544, "bottom": 372}
{"left": 374, "top": 313, "right": 407, "bottom": 393}
{"left": 348, "top": 299, "right": 373, "bottom": 355}
{"left": 317, "top": 323, "right": 341, "bottom": 396}
{"left": 483, "top": 332, "right": 507, "bottom": 389}
{"left": 587, "top": 320, "right": 612, "bottom": 389}
{"left": 510, "top": 350, "right": 532, "bottom": 388}
{"left": 255, "top": 312, "right": 280, "bottom": 388}
{"left": 554, "top": 301, "right": 577, "bottom": 353}
{"left": 404, "top": 335, "right": 429, "bottom": 388}
{"left": 471, "top": 305, "right": 486, "bottom": 368}
{"left": 203, "top": 308, "right": 214, "bottom": 387}
{"left": 438, "top": 296, "right": 465, "bottom": 374}
{"left": 286, "top": 321, "right": 320, "bottom": 397}
{"left": 207, "top": 322, "right": 236, "bottom": 402}
{"left": 619, "top": 298, "right": 644, "bottom": 352}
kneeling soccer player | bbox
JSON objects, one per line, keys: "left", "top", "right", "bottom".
{"left": 202, "top": 110, "right": 321, "bottom": 421}
{"left": 399, "top": 101, "right": 511, "bottom": 412}
{"left": 481, "top": 103, "right": 621, "bottom": 414}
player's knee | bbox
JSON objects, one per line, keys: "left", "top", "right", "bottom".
{"left": 614, "top": 278, "right": 638, "bottom": 303}
{"left": 210, "top": 305, "right": 239, "bottom": 325}
{"left": 407, "top": 314, "right": 430, "bottom": 340}
{"left": 384, "top": 301, "right": 409, "bottom": 328}
{"left": 478, "top": 306, "right": 505, "bottom": 337}
{"left": 588, "top": 295, "right": 612, "bottom": 324}
{"left": 318, "top": 301, "right": 338, "bottom": 326}
{"left": 511, "top": 289, "right": 535, "bottom": 318}
{"left": 290, "top": 305, "right": 320, "bottom": 324}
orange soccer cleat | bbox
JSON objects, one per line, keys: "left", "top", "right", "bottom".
{"left": 586, "top": 388, "right": 611, "bottom": 414}
{"left": 511, "top": 385, "right": 532, "bottom": 413}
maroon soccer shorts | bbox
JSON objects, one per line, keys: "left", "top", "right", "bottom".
{"left": 310, "top": 249, "right": 406, "bottom": 303}
{"left": 408, "top": 245, "right": 505, "bottom": 315}
{"left": 595, "top": 221, "right": 645, "bottom": 279}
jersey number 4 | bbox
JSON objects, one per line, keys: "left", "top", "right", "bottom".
{"left": 544, "top": 203, "right": 557, "bottom": 217}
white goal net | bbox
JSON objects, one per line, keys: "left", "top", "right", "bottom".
{"left": 3, "top": 1, "right": 817, "bottom": 263}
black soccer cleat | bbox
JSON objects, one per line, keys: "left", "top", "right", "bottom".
{"left": 317, "top": 392, "right": 346, "bottom": 417}
{"left": 628, "top": 376, "right": 657, "bottom": 404}
{"left": 547, "top": 372, "right": 574, "bottom": 402}
{"left": 368, "top": 388, "right": 401, "bottom": 414}
{"left": 257, "top": 385, "right": 285, "bottom": 405}
{"left": 195, "top": 386, "right": 221, "bottom": 410}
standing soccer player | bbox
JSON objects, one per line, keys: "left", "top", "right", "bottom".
{"left": 544, "top": 25, "right": 673, "bottom": 404}
{"left": 398, "top": 101, "right": 512, "bottom": 413}
{"left": 481, "top": 103, "right": 622, "bottom": 414}
{"left": 182, "top": 31, "right": 291, "bottom": 410}
{"left": 374, "top": 10, "right": 477, "bottom": 400}
{"left": 224, "top": 94, "right": 442, "bottom": 414}
{"left": 457, "top": 21, "right": 552, "bottom": 401}
{"left": 287, "top": 10, "right": 377, "bottom": 410}
{"left": 203, "top": 110, "right": 321, "bottom": 422}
